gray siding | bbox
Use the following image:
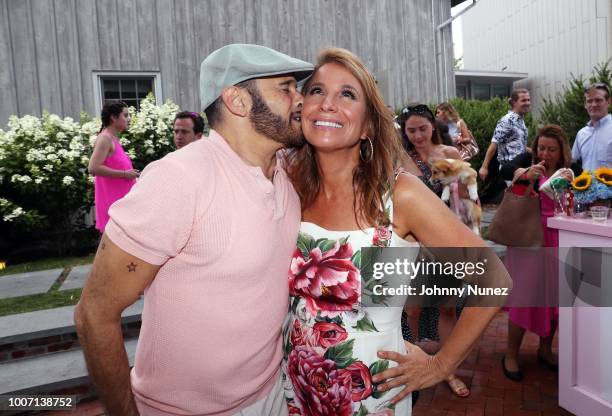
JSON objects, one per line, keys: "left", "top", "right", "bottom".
{"left": 0, "top": 0, "right": 455, "bottom": 126}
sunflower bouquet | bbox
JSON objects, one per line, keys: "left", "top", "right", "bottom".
{"left": 571, "top": 168, "right": 612, "bottom": 204}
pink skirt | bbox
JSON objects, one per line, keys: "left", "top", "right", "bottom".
{"left": 505, "top": 196, "right": 559, "bottom": 338}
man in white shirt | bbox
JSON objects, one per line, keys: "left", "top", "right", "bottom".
{"left": 572, "top": 83, "right": 612, "bottom": 170}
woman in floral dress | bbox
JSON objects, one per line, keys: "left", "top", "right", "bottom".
{"left": 282, "top": 48, "right": 510, "bottom": 415}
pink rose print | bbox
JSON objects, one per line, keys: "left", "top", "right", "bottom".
{"left": 291, "top": 319, "right": 305, "bottom": 347}
{"left": 372, "top": 226, "right": 391, "bottom": 247}
{"left": 287, "top": 403, "right": 301, "bottom": 415}
{"left": 287, "top": 346, "right": 353, "bottom": 416}
{"left": 288, "top": 242, "right": 360, "bottom": 317}
{"left": 311, "top": 322, "right": 348, "bottom": 348}
{"left": 340, "top": 361, "right": 374, "bottom": 401}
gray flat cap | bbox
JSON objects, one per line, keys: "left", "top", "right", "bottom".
{"left": 200, "top": 44, "right": 314, "bottom": 111}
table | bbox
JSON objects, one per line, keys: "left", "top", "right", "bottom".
{"left": 548, "top": 216, "right": 612, "bottom": 416}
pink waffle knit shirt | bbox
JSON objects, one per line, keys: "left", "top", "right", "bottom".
{"left": 105, "top": 130, "right": 300, "bottom": 415}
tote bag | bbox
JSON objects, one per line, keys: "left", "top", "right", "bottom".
{"left": 487, "top": 173, "right": 543, "bottom": 247}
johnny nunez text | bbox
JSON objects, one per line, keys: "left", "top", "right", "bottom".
{"left": 372, "top": 284, "right": 509, "bottom": 297}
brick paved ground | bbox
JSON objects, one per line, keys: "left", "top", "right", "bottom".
{"left": 52, "top": 312, "right": 572, "bottom": 416}
{"left": 413, "top": 312, "right": 572, "bottom": 416}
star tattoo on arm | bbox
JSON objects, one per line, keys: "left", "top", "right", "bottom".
{"left": 101, "top": 242, "right": 106, "bottom": 250}
{"left": 127, "top": 262, "right": 137, "bottom": 272}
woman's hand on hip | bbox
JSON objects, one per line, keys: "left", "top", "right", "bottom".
{"left": 371, "top": 343, "right": 449, "bottom": 405}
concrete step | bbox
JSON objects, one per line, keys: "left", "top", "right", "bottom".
{"left": 0, "top": 339, "right": 137, "bottom": 395}
{"left": 0, "top": 298, "right": 143, "bottom": 345}
{"left": 0, "top": 269, "right": 63, "bottom": 300}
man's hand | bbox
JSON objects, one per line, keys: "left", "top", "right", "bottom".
{"left": 478, "top": 166, "right": 488, "bottom": 181}
{"left": 75, "top": 235, "right": 159, "bottom": 415}
{"left": 479, "top": 142, "right": 498, "bottom": 182}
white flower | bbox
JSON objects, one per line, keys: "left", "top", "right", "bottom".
{"left": 343, "top": 305, "right": 366, "bottom": 327}
{"left": 69, "top": 138, "right": 85, "bottom": 151}
{"left": 10, "top": 174, "right": 32, "bottom": 184}
{"left": 3, "top": 207, "right": 25, "bottom": 222}
{"left": 26, "top": 149, "right": 46, "bottom": 162}
{"left": 56, "top": 132, "right": 66, "bottom": 140}
{"left": 43, "top": 164, "right": 54, "bottom": 172}
{"left": 62, "top": 175, "right": 75, "bottom": 185}
{"left": 294, "top": 298, "right": 315, "bottom": 326}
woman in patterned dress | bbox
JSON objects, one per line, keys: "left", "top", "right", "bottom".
{"left": 282, "top": 48, "right": 510, "bottom": 415}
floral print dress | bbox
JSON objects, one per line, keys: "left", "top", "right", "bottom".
{"left": 282, "top": 201, "right": 418, "bottom": 416}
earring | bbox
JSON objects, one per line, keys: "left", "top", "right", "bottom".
{"left": 360, "top": 137, "right": 374, "bottom": 163}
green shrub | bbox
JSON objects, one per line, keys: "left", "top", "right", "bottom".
{"left": 0, "top": 95, "right": 180, "bottom": 259}
{"left": 539, "top": 60, "right": 611, "bottom": 145}
{"left": 0, "top": 113, "right": 94, "bottom": 235}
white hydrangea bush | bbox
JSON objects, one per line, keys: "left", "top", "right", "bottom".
{"left": 0, "top": 112, "right": 94, "bottom": 231}
{"left": 123, "top": 94, "right": 179, "bottom": 169}
{"left": 0, "top": 95, "right": 179, "bottom": 238}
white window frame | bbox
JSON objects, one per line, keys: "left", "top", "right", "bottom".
{"left": 93, "top": 71, "right": 162, "bottom": 116}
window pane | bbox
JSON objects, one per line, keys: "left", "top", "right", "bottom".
{"left": 124, "top": 99, "right": 138, "bottom": 110}
{"left": 492, "top": 84, "right": 510, "bottom": 98}
{"left": 137, "top": 79, "right": 154, "bottom": 98}
{"left": 456, "top": 85, "right": 467, "bottom": 99}
{"left": 473, "top": 84, "right": 490, "bottom": 100}
{"left": 99, "top": 75, "right": 156, "bottom": 112}
{"left": 102, "top": 79, "right": 120, "bottom": 99}
{"left": 121, "top": 79, "right": 137, "bottom": 99}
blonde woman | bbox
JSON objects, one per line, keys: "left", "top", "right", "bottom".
{"left": 436, "top": 102, "right": 478, "bottom": 161}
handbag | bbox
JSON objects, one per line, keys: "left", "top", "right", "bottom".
{"left": 455, "top": 120, "right": 479, "bottom": 161}
{"left": 487, "top": 169, "right": 544, "bottom": 247}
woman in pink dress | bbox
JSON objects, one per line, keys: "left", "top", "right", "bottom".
{"left": 499, "top": 124, "right": 576, "bottom": 381}
{"left": 88, "top": 101, "right": 139, "bottom": 232}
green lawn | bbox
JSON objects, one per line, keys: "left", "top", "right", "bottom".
{"left": 0, "top": 254, "right": 94, "bottom": 277}
{"left": 0, "top": 289, "right": 83, "bottom": 317}
{"left": 0, "top": 254, "right": 94, "bottom": 316}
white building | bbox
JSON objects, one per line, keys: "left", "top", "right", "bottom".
{"left": 461, "top": 0, "right": 612, "bottom": 111}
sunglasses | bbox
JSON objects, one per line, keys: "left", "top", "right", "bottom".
{"left": 401, "top": 104, "right": 434, "bottom": 118}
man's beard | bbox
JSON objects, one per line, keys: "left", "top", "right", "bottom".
{"left": 247, "top": 86, "right": 305, "bottom": 149}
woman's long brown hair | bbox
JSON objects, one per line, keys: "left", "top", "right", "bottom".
{"left": 531, "top": 124, "right": 572, "bottom": 169}
{"left": 286, "top": 47, "right": 406, "bottom": 228}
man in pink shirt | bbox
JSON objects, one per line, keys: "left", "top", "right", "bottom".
{"left": 75, "top": 44, "right": 313, "bottom": 416}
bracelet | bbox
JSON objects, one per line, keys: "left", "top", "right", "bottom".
{"left": 123, "top": 170, "right": 126, "bottom": 178}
